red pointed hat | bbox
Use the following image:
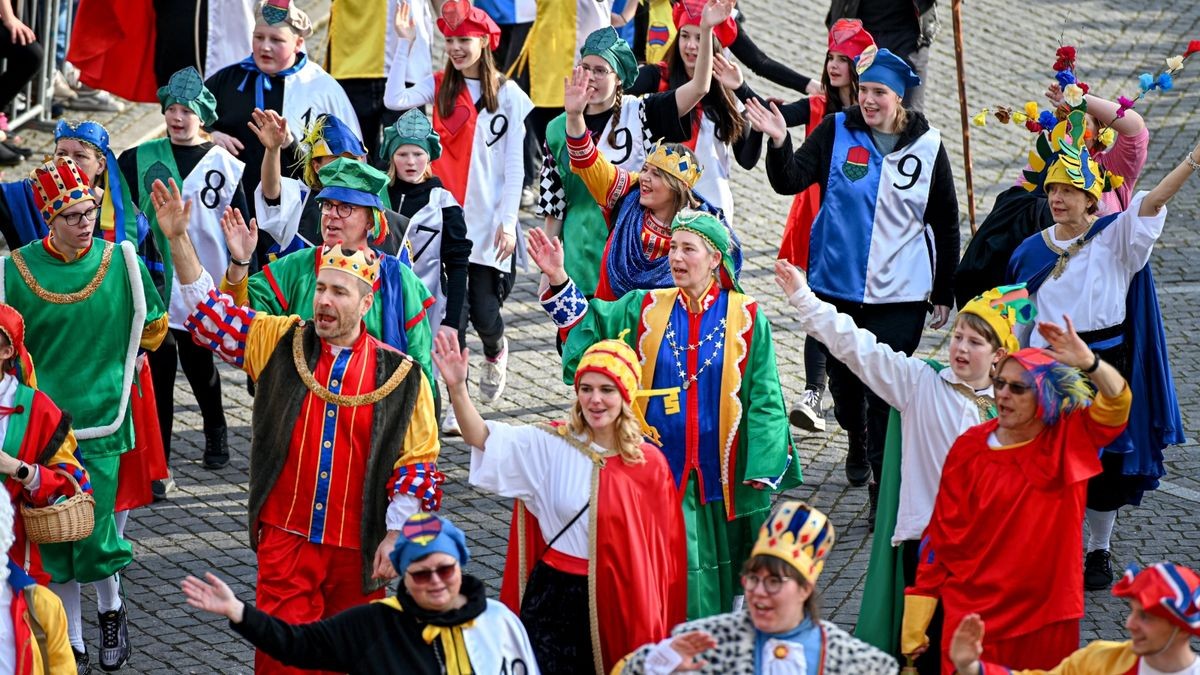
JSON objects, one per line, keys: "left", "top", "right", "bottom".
{"left": 437, "top": 0, "right": 501, "bottom": 51}
{"left": 671, "top": 0, "right": 738, "bottom": 48}
{"left": 0, "top": 303, "right": 36, "bottom": 387}
{"left": 828, "top": 19, "right": 876, "bottom": 60}
{"left": 1113, "top": 563, "right": 1200, "bottom": 636}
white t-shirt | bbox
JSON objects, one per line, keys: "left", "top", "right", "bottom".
{"left": 1140, "top": 655, "right": 1200, "bottom": 675}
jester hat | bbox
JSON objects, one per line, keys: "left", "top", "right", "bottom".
{"left": 958, "top": 284, "right": 1037, "bottom": 353}
{"left": 1003, "top": 348, "right": 1093, "bottom": 426}
{"left": 1113, "top": 563, "right": 1200, "bottom": 637}
{"left": 0, "top": 303, "right": 37, "bottom": 387}
{"left": 670, "top": 209, "right": 742, "bottom": 293}
{"left": 302, "top": 114, "right": 367, "bottom": 187}
{"left": 315, "top": 158, "right": 390, "bottom": 245}
{"left": 750, "top": 500, "right": 836, "bottom": 584}
{"left": 1023, "top": 100, "right": 1124, "bottom": 200}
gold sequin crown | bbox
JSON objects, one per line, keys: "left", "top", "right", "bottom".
{"left": 750, "top": 500, "right": 836, "bottom": 584}
{"left": 318, "top": 243, "right": 380, "bottom": 288}
{"left": 645, "top": 141, "right": 702, "bottom": 188}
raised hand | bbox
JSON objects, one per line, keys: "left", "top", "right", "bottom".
{"left": 525, "top": 227, "right": 566, "bottom": 284}
{"left": 563, "top": 66, "right": 592, "bottom": 117}
{"left": 669, "top": 631, "right": 718, "bottom": 671}
{"left": 181, "top": 573, "right": 245, "bottom": 623}
{"left": 432, "top": 331, "right": 470, "bottom": 389}
{"left": 773, "top": 260, "right": 808, "bottom": 299}
{"left": 247, "top": 108, "right": 290, "bottom": 152}
{"left": 699, "top": 0, "right": 734, "bottom": 29}
{"left": 948, "top": 614, "right": 985, "bottom": 675}
{"left": 151, "top": 178, "right": 192, "bottom": 240}
{"left": 744, "top": 97, "right": 788, "bottom": 146}
{"left": 219, "top": 206, "right": 259, "bottom": 262}
{"left": 712, "top": 54, "right": 744, "bottom": 90}
{"left": 1036, "top": 314, "right": 1093, "bottom": 369}
{"left": 393, "top": 1, "right": 415, "bottom": 41}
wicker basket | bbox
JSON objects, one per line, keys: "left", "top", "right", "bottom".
{"left": 21, "top": 467, "right": 95, "bottom": 544}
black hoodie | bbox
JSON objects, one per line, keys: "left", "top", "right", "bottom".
{"left": 387, "top": 176, "right": 471, "bottom": 328}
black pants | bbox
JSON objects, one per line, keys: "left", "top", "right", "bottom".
{"left": 819, "top": 299, "right": 926, "bottom": 480}
{"left": 340, "top": 77, "right": 401, "bottom": 165}
{"left": 153, "top": 0, "right": 204, "bottom": 81}
{"left": 804, "top": 335, "right": 827, "bottom": 392}
{"left": 458, "top": 262, "right": 511, "bottom": 359}
{"left": 0, "top": 26, "right": 42, "bottom": 111}
{"left": 148, "top": 328, "right": 228, "bottom": 464}
{"left": 1084, "top": 336, "right": 1142, "bottom": 511}
{"left": 901, "top": 539, "right": 942, "bottom": 674}
{"left": 520, "top": 562, "right": 593, "bottom": 675}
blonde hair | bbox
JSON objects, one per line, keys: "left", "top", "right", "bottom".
{"left": 567, "top": 400, "right": 646, "bottom": 465}
{"left": 386, "top": 160, "right": 435, "bottom": 186}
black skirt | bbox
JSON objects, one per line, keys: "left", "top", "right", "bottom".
{"left": 1082, "top": 333, "right": 1143, "bottom": 511}
{"left": 520, "top": 561, "right": 594, "bottom": 675}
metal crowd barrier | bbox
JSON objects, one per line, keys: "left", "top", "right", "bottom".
{"left": 2, "top": 0, "right": 69, "bottom": 130}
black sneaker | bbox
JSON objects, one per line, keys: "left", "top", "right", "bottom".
{"left": 98, "top": 606, "right": 130, "bottom": 671}
{"left": 867, "top": 481, "right": 880, "bottom": 533}
{"left": 1084, "top": 549, "right": 1114, "bottom": 591}
{"left": 845, "top": 432, "right": 871, "bottom": 487}
{"left": 151, "top": 470, "right": 175, "bottom": 502}
{"left": 789, "top": 388, "right": 827, "bottom": 432}
{"left": 202, "top": 427, "right": 230, "bottom": 469}
{"left": 74, "top": 647, "right": 92, "bottom": 675}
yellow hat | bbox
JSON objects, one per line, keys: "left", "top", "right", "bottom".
{"left": 576, "top": 338, "right": 641, "bottom": 404}
{"left": 958, "top": 284, "right": 1037, "bottom": 353}
{"left": 318, "top": 243, "right": 380, "bottom": 289}
{"left": 645, "top": 141, "right": 702, "bottom": 188}
{"left": 750, "top": 501, "right": 835, "bottom": 584}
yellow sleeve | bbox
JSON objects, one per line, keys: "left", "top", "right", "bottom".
{"left": 243, "top": 314, "right": 302, "bottom": 381}
{"left": 900, "top": 594, "right": 938, "bottom": 656}
{"left": 29, "top": 586, "right": 76, "bottom": 674}
{"left": 1087, "top": 384, "right": 1132, "bottom": 427}
{"left": 220, "top": 273, "right": 250, "bottom": 308}
{"left": 139, "top": 314, "right": 169, "bottom": 351}
{"left": 397, "top": 371, "right": 440, "bottom": 467}
{"left": 566, "top": 133, "right": 637, "bottom": 209}
{"left": 983, "top": 641, "right": 1136, "bottom": 675}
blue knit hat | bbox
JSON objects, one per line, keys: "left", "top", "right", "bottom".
{"left": 389, "top": 513, "right": 471, "bottom": 575}
{"left": 857, "top": 48, "right": 921, "bottom": 98}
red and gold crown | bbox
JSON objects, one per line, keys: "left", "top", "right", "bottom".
{"left": 318, "top": 243, "right": 380, "bottom": 288}
{"left": 30, "top": 157, "right": 96, "bottom": 223}
{"left": 751, "top": 501, "right": 836, "bottom": 584}
{"left": 645, "top": 141, "right": 702, "bottom": 188}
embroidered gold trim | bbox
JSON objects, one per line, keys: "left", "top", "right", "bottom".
{"left": 1040, "top": 228, "right": 1092, "bottom": 280}
{"left": 11, "top": 242, "right": 113, "bottom": 305}
{"left": 949, "top": 381, "right": 996, "bottom": 422}
{"left": 291, "top": 327, "right": 412, "bottom": 407}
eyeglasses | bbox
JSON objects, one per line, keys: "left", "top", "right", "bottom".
{"left": 319, "top": 201, "right": 359, "bottom": 218}
{"left": 407, "top": 562, "right": 458, "bottom": 585}
{"left": 992, "top": 377, "right": 1034, "bottom": 396}
{"left": 58, "top": 207, "right": 100, "bottom": 227}
{"left": 740, "top": 573, "right": 794, "bottom": 595}
{"left": 579, "top": 64, "right": 615, "bottom": 77}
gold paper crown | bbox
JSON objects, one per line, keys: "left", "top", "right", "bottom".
{"left": 750, "top": 500, "right": 836, "bottom": 584}
{"left": 318, "top": 243, "right": 380, "bottom": 288}
{"left": 645, "top": 141, "right": 702, "bottom": 188}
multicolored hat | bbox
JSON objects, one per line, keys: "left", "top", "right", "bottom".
{"left": 389, "top": 513, "right": 471, "bottom": 576}
{"left": 645, "top": 141, "right": 702, "bottom": 188}
{"left": 580, "top": 27, "right": 639, "bottom": 89}
{"left": 750, "top": 501, "right": 836, "bottom": 584}
{"left": 436, "top": 0, "right": 501, "bottom": 51}
{"left": 670, "top": 209, "right": 741, "bottom": 292}
{"left": 318, "top": 243, "right": 381, "bottom": 289}
{"left": 1004, "top": 348, "right": 1093, "bottom": 426}
{"left": 0, "top": 303, "right": 36, "bottom": 387}
{"left": 30, "top": 158, "right": 98, "bottom": 223}
{"left": 1039, "top": 102, "right": 1123, "bottom": 202}
{"left": 671, "top": 0, "right": 737, "bottom": 48}
{"left": 1113, "top": 563, "right": 1200, "bottom": 637}
{"left": 302, "top": 114, "right": 367, "bottom": 187}
{"left": 828, "top": 19, "right": 876, "bottom": 61}
{"left": 257, "top": 0, "right": 312, "bottom": 37}
{"left": 857, "top": 48, "right": 921, "bottom": 98}
{"left": 958, "top": 284, "right": 1037, "bottom": 353}
{"left": 576, "top": 337, "right": 642, "bottom": 405}
{"left": 381, "top": 109, "right": 442, "bottom": 162}
{"left": 54, "top": 119, "right": 110, "bottom": 155}
{"left": 315, "top": 157, "right": 387, "bottom": 211}
{"left": 157, "top": 67, "right": 218, "bottom": 127}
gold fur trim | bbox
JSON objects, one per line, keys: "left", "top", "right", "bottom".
{"left": 11, "top": 242, "right": 112, "bottom": 305}
{"left": 290, "top": 327, "right": 412, "bottom": 406}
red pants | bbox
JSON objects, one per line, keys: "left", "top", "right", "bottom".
{"left": 942, "top": 618, "right": 1079, "bottom": 673}
{"left": 255, "top": 525, "right": 383, "bottom": 674}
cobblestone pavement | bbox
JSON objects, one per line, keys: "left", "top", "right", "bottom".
{"left": 8, "top": 0, "right": 1199, "bottom": 671}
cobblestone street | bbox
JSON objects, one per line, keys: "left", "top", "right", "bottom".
{"left": 6, "top": 0, "right": 1200, "bottom": 671}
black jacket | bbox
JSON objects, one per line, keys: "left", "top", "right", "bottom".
{"left": 387, "top": 176, "right": 472, "bottom": 327}
{"left": 765, "top": 105, "right": 959, "bottom": 306}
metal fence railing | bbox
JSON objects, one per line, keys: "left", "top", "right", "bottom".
{"left": 2, "top": 0, "right": 69, "bottom": 130}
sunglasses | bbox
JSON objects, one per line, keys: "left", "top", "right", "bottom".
{"left": 991, "top": 376, "right": 1034, "bottom": 396}
{"left": 407, "top": 562, "right": 458, "bottom": 585}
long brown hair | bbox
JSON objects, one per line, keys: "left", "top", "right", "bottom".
{"left": 662, "top": 34, "right": 746, "bottom": 144}
{"left": 820, "top": 52, "right": 860, "bottom": 115}
{"left": 436, "top": 39, "right": 502, "bottom": 119}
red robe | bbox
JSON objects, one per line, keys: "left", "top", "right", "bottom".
{"left": 68, "top": 0, "right": 159, "bottom": 103}
{"left": 501, "top": 437, "right": 688, "bottom": 674}
{"left": 908, "top": 387, "right": 1131, "bottom": 670}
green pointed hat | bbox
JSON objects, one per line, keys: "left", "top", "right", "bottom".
{"left": 380, "top": 109, "right": 442, "bottom": 162}
{"left": 157, "top": 67, "right": 217, "bottom": 127}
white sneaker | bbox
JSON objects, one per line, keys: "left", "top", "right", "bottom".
{"left": 64, "top": 86, "right": 126, "bottom": 112}
{"left": 789, "top": 388, "right": 826, "bottom": 432}
{"left": 478, "top": 338, "right": 509, "bottom": 404}
{"left": 441, "top": 405, "right": 461, "bottom": 437}
{"left": 53, "top": 71, "right": 77, "bottom": 101}
{"left": 520, "top": 186, "right": 537, "bottom": 209}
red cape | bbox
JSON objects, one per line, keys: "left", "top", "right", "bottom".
{"left": 777, "top": 96, "right": 826, "bottom": 268}
{"left": 68, "top": 0, "right": 159, "bottom": 103}
{"left": 501, "top": 440, "right": 687, "bottom": 673}
{"left": 114, "top": 358, "right": 168, "bottom": 512}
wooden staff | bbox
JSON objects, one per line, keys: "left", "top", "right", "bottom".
{"left": 951, "top": 0, "right": 978, "bottom": 233}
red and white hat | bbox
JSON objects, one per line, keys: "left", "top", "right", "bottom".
{"left": 30, "top": 157, "right": 97, "bottom": 224}
{"left": 1113, "top": 563, "right": 1200, "bottom": 636}
{"left": 437, "top": 0, "right": 501, "bottom": 51}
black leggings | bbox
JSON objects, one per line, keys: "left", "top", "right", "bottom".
{"left": 148, "top": 328, "right": 228, "bottom": 463}
{"left": 520, "top": 562, "right": 592, "bottom": 675}
{"left": 804, "top": 335, "right": 827, "bottom": 393}
{"left": 0, "top": 25, "right": 42, "bottom": 111}
{"left": 819, "top": 299, "right": 927, "bottom": 480}
{"left": 458, "top": 262, "right": 511, "bottom": 359}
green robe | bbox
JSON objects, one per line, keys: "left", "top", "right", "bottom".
{"left": 560, "top": 286, "right": 802, "bottom": 618}
{"left": 546, "top": 115, "right": 609, "bottom": 297}
{"left": 247, "top": 246, "right": 435, "bottom": 385}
